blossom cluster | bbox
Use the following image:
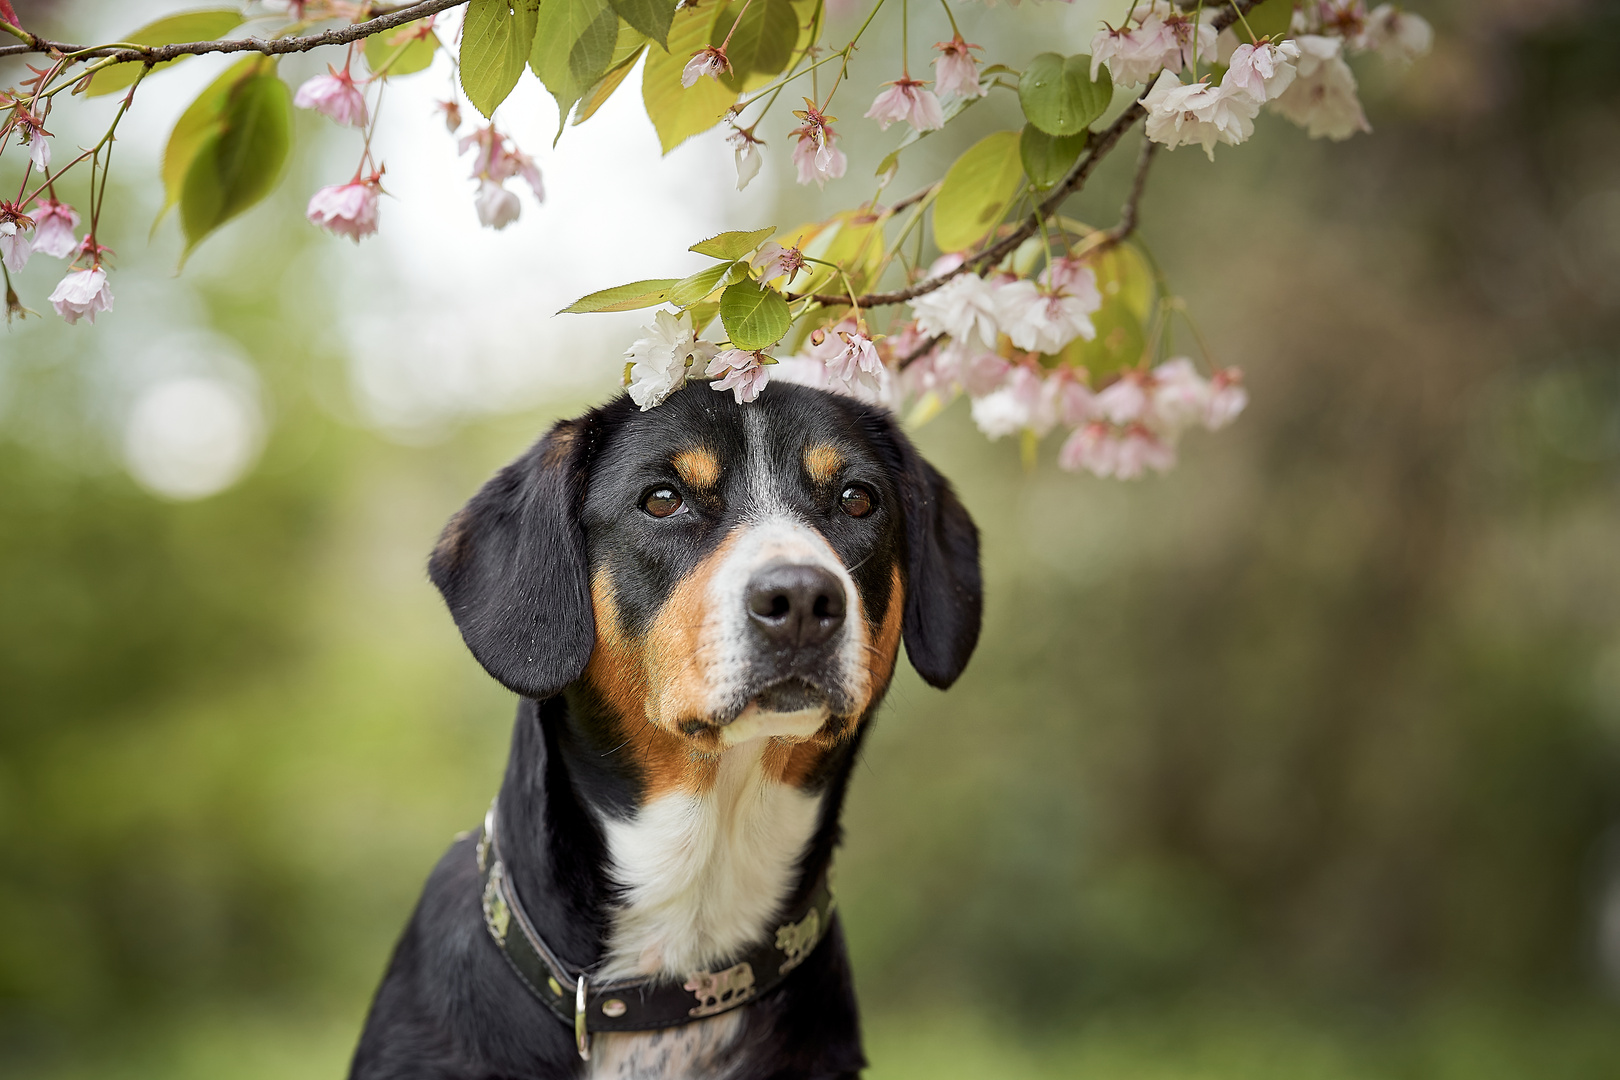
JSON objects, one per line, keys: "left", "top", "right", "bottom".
{"left": 1094, "top": 1, "right": 1431, "bottom": 159}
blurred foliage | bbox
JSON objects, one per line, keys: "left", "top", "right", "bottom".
{"left": 5, "top": 0, "right": 1620, "bottom": 1076}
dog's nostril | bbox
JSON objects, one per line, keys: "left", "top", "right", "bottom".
{"left": 745, "top": 563, "right": 847, "bottom": 649}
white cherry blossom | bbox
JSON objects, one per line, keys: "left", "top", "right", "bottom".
{"left": 1205, "top": 368, "right": 1249, "bottom": 429}
{"left": 682, "top": 47, "right": 730, "bottom": 88}
{"left": 48, "top": 266, "right": 112, "bottom": 325}
{"left": 1142, "top": 71, "right": 1259, "bottom": 160}
{"left": 1362, "top": 4, "right": 1432, "bottom": 65}
{"left": 1224, "top": 39, "right": 1301, "bottom": 103}
{"left": 909, "top": 273, "right": 1000, "bottom": 347}
{"left": 994, "top": 278, "right": 1098, "bottom": 354}
{"left": 626, "top": 310, "right": 719, "bottom": 410}
{"left": 0, "top": 219, "right": 29, "bottom": 272}
{"left": 1270, "top": 35, "right": 1370, "bottom": 141}
{"left": 31, "top": 199, "right": 79, "bottom": 259}
{"left": 728, "top": 128, "right": 764, "bottom": 190}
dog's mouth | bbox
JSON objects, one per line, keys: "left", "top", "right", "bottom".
{"left": 677, "top": 678, "right": 843, "bottom": 747}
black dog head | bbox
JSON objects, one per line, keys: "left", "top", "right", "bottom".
{"left": 429, "top": 383, "right": 980, "bottom": 783}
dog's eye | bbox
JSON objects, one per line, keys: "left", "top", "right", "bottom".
{"left": 839, "top": 485, "right": 874, "bottom": 518}
{"left": 643, "top": 488, "right": 684, "bottom": 518}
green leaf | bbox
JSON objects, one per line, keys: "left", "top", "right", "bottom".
{"left": 1018, "top": 53, "right": 1112, "bottom": 137}
{"left": 686, "top": 299, "right": 722, "bottom": 335}
{"left": 86, "top": 9, "right": 242, "bottom": 97}
{"left": 574, "top": 44, "right": 644, "bottom": 125}
{"left": 690, "top": 226, "right": 775, "bottom": 261}
{"left": 1065, "top": 243, "right": 1154, "bottom": 375}
{"left": 1019, "top": 123, "right": 1087, "bottom": 190}
{"left": 608, "top": 0, "right": 676, "bottom": 48}
{"left": 642, "top": 0, "right": 734, "bottom": 154}
{"left": 716, "top": 0, "right": 797, "bottom": 91}
{"left": 670, "top": 260, "right": 738, "bottom": 307}
{"left": 1231, "top": 0, "right": 1295, "bottom": 43}
{"left": 720, "top": 279, "right": 791, "bottom": 350}
{"left": 178, "top": 68, "right": 292, "bottom": 259}
{"left": 530, "top": 0, "right": 618, "bottom": 135}
{"left": 559, "top": 278, "right": 682, "bottom": 313}
{"left": 933, "top": 130, "right": 1024, "bottom": 254}
{"left": 365, "top": 18, "right": 439, "bottom": 77}
{"left": 159, "top": 56, "right": 272, "bottom": 227}
{"left": 460, "top": 0, "right": 541, "bottom": 118}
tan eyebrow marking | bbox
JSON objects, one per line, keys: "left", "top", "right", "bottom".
{"left": 803, "top": 443, "right": 843, "bottom": 486}
{"left": 672, "top": 447, "right": 721, "bottom": 490}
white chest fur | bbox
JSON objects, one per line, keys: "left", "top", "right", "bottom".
{"left": 587, "top": 739, "right": 824, "bottom": 1076}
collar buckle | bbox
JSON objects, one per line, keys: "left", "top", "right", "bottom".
{"left": 575, "top": 973, "right": 590, "bottom": 1061}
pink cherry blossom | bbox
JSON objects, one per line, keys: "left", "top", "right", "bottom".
{"left": 1146, "top": 357, "right": 1212, "bottom": 432}
{"left": 706, "top": 349, "right": 771, "bottom": 404}
{"left": 1224, "top": 40, "right": 1301, "bottom": 103}
{"left": 475, "top": 180, "right": 522, "bottom": 229}
{"left": 459, "top": 125, "right": 544, "bottom": 199}
{"left": 0, "top": 220, "right": 29, "bottom": 273}
{"left": 826, "top": 328, "right": 883, "bottom": 389}
{"left": 1270, "top": 35, "right": 1370, "bottom": 141}
{"left": 1090, "top": 15, "right": 1173, "bottom": 86}
{"left": 1115, "top": 424, "right": 1177, "bottom": 479}
{"left": 48, "top": 266, "right": 112, "bottom": 325}
{"left": 1142, "top": 70, "right": 1259, "bottom": 160}
{"left": 1038, "top": 256, "right": 1103, "bottom": 307}
{"left": 294, "top": 67, "right": 368, "bottom": 128}
{"left": 932, "top": 36, "right": 986, "bottom": 98}
{"left": 1058, "top": 422, "right": 1121, "bottom": 477}
{"left": 682, "top": 46, "right": 730, "bottom": 88}
{"left": 306, "top": 176, "right": 381, "bottom": 242}
{"left": 1095, "top": 371, "right": 1149, "bottom": 425}
{"left": 30, "top": 198, "right": 79, "bottom": 259}
{"left": 790, "top": 104, "right": 847, "bottom": 187}
{"left": 1362, "top": 4, "right": 1432, "bottom": 65}
{"left": 1051, "top": 370, "right": 1097, "bottom": 427}
{"left": 1205, "top": 367, "right": 1248, "bottom": 429}
{"left": 970, "top": 365, "right": 1055, "bottom": 440}
{"left": 751, "top": 241, "right": 806, "bottom": 285}
{"left": 994, "top": 278, "right": 1098, "bottom": 354}
{"left": 865, "top": 77, "right": 944, "bottom": 132}
{"left": 1161, "top": 8, "right": 1218, "bottom": 71}
{"left": 438, "top": 99, "right": 463, "bottom": 133}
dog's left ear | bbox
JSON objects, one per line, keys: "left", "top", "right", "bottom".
{"left": 428, "top": 418, "right": 597, "bottom": 700}
{"left": 874, "top": 414, "right": 983, "bottom": 689}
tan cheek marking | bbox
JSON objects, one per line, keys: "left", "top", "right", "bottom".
{"left": 803, "top": 443, "right": 843, "bottom": 486}
{"left": 672, "top": 447, "right": 721, "bottom": 490}
{"left": 643, "top": 532, "right": 739, "bottom": 734}
{"left": 585, "top": 569, "right": 716, "bottom": 799}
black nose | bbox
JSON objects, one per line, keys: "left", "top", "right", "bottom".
{"left": 746, "top": 563, "right": 847, "bottom": 650}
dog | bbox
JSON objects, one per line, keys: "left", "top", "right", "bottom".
{"left": 349, "top": 382, "right": 982, "bottom": 1079}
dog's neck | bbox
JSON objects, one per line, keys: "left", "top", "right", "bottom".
{"left": 494, "top": 696, "right": 859, "bottom": 982}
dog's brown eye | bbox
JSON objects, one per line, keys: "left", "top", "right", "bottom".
{"left": 643, "top": 488, "right": 683, "bottom": 518}
{"left": 839, "top": 485, "right": 874, "bottom": 518}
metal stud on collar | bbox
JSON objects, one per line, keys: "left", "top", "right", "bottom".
{"left": 575, "top": 973, "right": 590, "bottom": 1061}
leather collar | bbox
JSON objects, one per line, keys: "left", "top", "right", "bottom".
{"left": 476, "top": 801, "right": 836, "bottom": 1060}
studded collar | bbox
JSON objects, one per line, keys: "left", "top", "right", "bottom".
{"left": 476, "top": 800, "right": 836, "bottom": 1061}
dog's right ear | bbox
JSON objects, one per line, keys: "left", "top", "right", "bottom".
{"left": 428, "top": 418, "right": 596, "bottom": 700}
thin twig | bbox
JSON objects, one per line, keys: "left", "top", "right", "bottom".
{"left": 0, "top": 0, "right": 466, "bottom": 62}
{"left": 1097, "top": 137, "right": 1156, "bottom": 249}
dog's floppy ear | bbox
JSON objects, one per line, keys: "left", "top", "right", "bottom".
{"left": 879, "top": 417, "right": 983, "bottom": 689}
{"left": 428, "top": 418, "right": 596, "bottom": 700}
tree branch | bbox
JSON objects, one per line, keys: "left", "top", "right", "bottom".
{"left": 1097, "top": 137, "right": 1156, "bottom": 249}
{"left": 792, "top": 0, "right": 1264, "bottom": 311}
{"left": 0, "top": 0, "right": 466, "bottom": 62}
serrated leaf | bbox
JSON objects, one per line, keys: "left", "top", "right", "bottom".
{"left": 933, "top": 130, "right": 1024, "bottom": 254}
{"left": 460, "top": 0, "right": 541, "bottom": 118}
{"left": 1018, "top": 52, "right": 1112, "bottom": 137}
{"left": 608, "top": 0, "right": 676, "bottom": 48}
{"left": 158, "top": 55, "right": 271, "bottom": 228}
{"left": 690, "top": 226, "right": 776, "bottom": 261}
{"left": 686, "top": 299, "right": 722, "bottom": 335}
{"left": 1232, "top": 0, "right": 1295, "bottom": 43}
{"left": 716, "top": 0, "right": 797, "bottom": 91}
{"left": 874, "top": 90, "right": 983, "bottom": 176}
{"left": 365, "top": 18, "right": 439, "bottom": 77}
{"left": 642, "top": 0, "right": 734, "bottom": 154}
{"left": 1019, "top": 123, "right": 1087, "bottom": 190}
{"left": 178, "top": 68, "right": 292, "bottom": 260}
{"left": 574, "top": 44, "right": 644, "bottom": 126}
{"left": 720, "top": 279, "right": 791, "bottom": 349}
{"left": 560, "top": 278, "right": 682, "bottom": 313}
{"left": 85, "top": 9, "right": 242, "bottom": 97}
{"left": 670, "top": 261, "right": 738, "bottom": 306}
{"left": 530, "top": 0, "right": 618, "bottom": 137}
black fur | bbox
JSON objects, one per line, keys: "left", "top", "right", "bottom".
{"left": 353, "top": 385, "right": 981, "bottom": 1078}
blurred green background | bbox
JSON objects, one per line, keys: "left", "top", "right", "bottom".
{"left": 6, "top": 1, "right": 1620, "bottom": 1076}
